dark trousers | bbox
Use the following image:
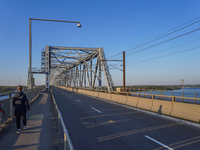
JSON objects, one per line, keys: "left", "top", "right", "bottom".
{"left": 16, "top": 115, "right": 26, "bottom": 129}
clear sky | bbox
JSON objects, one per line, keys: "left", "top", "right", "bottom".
{"left": 0, "top": 0, "right": 200, "bottom": 86}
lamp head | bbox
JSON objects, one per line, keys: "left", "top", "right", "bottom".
{"left": 77, "top": 23, "right": 81, "bottom": 27}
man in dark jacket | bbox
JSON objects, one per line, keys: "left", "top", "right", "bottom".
{"left": 13, "top": 85, "right": 30, "bottom": 134}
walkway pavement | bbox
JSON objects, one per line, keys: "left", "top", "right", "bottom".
{"left": 0, "top": 92, "right": 58, "bottom": 150}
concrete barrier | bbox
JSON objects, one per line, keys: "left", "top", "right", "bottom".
{"left": 105, "top": 93, "right": 112, "bottom": 101}
{"left": 86, "top": 91, "right": 92, "bottom": 96}
{"left": 151, "top": 99, "right": 173, "bottom": 115}
{"left": 78, "top": 89, "right": 83, "bottom": 93}
{"left": 126, "top": 96, "right": 138, "bottom": 107}
{"left": 93, "top": 91, "right": 99, "bottom": 97}
{"left": 171, "top": 102, "right": 200, "bottom": 122}
{"left": 118, "top": 95, "right": 127, "bottom": 104}
{"left": 111, "top": 94, "right": 119, "bottom": 102}
{"left": 98, "top": 92, "right": 106, "bottom": 99}
{"left": 137, "top": 97, "right": 153, "bottom": 111}
{"left": 79, "top": 89, "right": 86, "bottom": 94}
{"left": 67, "top": 87, "right": 72, "bottom": 91}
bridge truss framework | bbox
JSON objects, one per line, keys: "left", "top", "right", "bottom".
{"left": 31, "top": 46, "right": 114, "bottom": 92}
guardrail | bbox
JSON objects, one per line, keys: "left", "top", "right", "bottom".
{"left": 0, "top": 87, "right": 42, "bottom": 132}
{"left": 61, "top": 87, "right": 200, "bottom": 98}
{"left": 66, "top": 87, "right": 200, "bottom": 104}
{"left": 134, "top": 90, "right": 200, "bottom": 98}
{"left": 50, "top": 88, "right": 74, "bottom": 150}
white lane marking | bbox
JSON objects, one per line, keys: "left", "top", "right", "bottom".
{"left": 91, "top": 107, "right": 102, "bottom": 113}
{"left": 145, "top": 135, "right": 174, "bottom": 150}
{"left": 76, "top": 99, "right": 81, "bottom": 102}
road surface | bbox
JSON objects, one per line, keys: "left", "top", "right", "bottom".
{"left": 52, "top": 87, "right": 200, "bottom": 150}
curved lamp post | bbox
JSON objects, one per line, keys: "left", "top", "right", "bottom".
{"left": 28, "top": 18, "right": 81, "bottom": 89}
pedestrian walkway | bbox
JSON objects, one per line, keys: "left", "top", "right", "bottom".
{"left": 0, "top": 92, "right": 58, "bottom": 150}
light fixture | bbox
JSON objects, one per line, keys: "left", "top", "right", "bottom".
{"left": 77, "top": 23, "right": 81, "bottom": 27}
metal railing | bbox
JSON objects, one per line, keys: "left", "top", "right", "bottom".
{"left": 0, "top": 87, "right": 42, "bottom": 131}
{"left": 62, "top": 87, "right": 200, "bottom": 104}
{"left": 50, "top": 88, "right": 74, "bottom": 150}
{"left": 133, "top": 92, "right": 200, "bottom": 103}
{"left": 135, "top": 90, "right": 200, "bottom": 98}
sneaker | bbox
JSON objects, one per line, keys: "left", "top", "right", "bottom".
{"left": 24, "top": 125, "right": 27, "bottom": 129}
{"left": 17, "top": 129, "right": 21, "bottom": 134}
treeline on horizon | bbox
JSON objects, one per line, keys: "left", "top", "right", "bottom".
{"left": 111, "top": 84, "right": 200, "bottom": 92}
{"left": 0, "top": 86, "right": 27, "bottom": 93}
{"left": 1, "top": 84, "right": 200, "bottom": 93}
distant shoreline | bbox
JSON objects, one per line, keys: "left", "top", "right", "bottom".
{"left": 1, "top": 85, "right": 200, "bottom": 93}
{"left": 0, "top": 86, "right": 27, "bottom": 94}
{"left": 113, "top": 85, "right": 200, "bottom": 92}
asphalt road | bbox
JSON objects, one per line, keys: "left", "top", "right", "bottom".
{"left": 52, "top": 87, "right": 200, "bottom": 150}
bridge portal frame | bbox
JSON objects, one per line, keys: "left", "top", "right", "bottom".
{"left": 44, "top": 46, "right": 114, "bottom": 93}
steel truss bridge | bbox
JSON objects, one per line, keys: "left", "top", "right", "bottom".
{"left": 30, "top": 46, "right": 114, "bottom": 92}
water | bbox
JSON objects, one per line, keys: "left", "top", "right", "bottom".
{"left": 173, "top": 87, "right": 200, "bottom": 92}
{"left": 0, "top": 93, "right": 7, "bottom": 100}
{"left": 132, "top": 88, "right": 200, "bottom": 104}
{"left": 0, "top": 93, "right": 14, "bottom": 100}
{"left": 134, "top": 88, "right": 200, "bottom": 98}
{"left": 173, "top": 88, "right": 200, "bottom": 98}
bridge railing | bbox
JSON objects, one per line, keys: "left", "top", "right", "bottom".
{"left": 133, "top": 90, "right": 200, "bottom": 100}
{"left": 63, "top": 87, "right": 200, "bottom": 104}
{"left": 50, "top": 88, "right": 74, "bottom": 150}
{"left": 0, "top": 87, "right": 43, "bottom": 132}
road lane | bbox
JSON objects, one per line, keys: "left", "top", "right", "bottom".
{"left": 52, "top": 87, "right": 200, "bottom": 150}
{"left": 91, "top": 107, "right": 102, "bottom": 113}
{"left": 76, "top": 99, "right": 81, "bottom": 102}
{"left": 145, "top": 135, "right": 174, "bottom": 150}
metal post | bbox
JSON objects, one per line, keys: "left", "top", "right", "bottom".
{"left": 64, "top": 134, "right": 67, "bottom": 150}
{"left": 73, "top": 68, "right": 76, "bottom": 87}
{"left": 99, "top": 58, "right": 102, "bottom": 90}
{"left": 28, "top": 18, "right": 32, "bottom": 89}
{"left": 29, "top": 90, "right": 32, "bottom": 101}
{"left": 90, "top": 61, "right": 92, "bottom": 87}
{"left": 194, "top": 92, "right": 197, "bottom": 103}
{"left": 28, "top": 18, "right": 81, "bottom": 89}
{"left": 58, "top": 114, "right": 61, "bottom": 150}
{"left": 79, "top": 68, "right": 80, "bottom": 89}
{"left": 123, "top": 51, "right": 125, "bottom": 92}
{"left": 0, "top": 110, "right": 1, "bottom": 131}
{"left": 9, "top": 94, "right": 12, "bottom": 117}
{"left": 182, "top": 92, "right": 184, "bottom": 102}
{"left": 76, "top": 66, "right": 78, "bottom": 88}
{"left": 45, "top": 46, "right": 50, "bottom": 91}
{"left": 84, "top": 65, "right": 86, "bottom": 88}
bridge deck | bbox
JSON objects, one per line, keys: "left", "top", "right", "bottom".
{"left": 0, "top": 92, "right": 58, "bottom": 150}
{"left": 52, "top": 86, "right": 200, "bottom": 150}
{"left": 1, "top": 88, "right": 200, "bottom": 150}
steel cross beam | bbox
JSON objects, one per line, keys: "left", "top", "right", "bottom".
{"left": 43, "top": 46, "right": 114, "bottom": 92}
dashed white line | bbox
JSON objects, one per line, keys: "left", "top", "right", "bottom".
{"left": 145, "top": 135, "right": 174, "bottom": 150}
{"left": 76, "top": 99, "right": 81, "bottom": 102}
{"left": 91, "top": 107, "right": 102, "bottom": 113}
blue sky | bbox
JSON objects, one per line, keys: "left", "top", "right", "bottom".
{"left": 0, "top": 0, "right": 200, "bottom": 86}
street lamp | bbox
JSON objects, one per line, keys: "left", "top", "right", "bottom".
{"left": 28, "top": 18, "right": 81, "bottom": 89}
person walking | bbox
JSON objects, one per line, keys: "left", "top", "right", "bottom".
{"left": 13, "top": 85, "right": 30, "bottom": 134}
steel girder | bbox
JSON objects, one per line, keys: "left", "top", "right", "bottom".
{"left": 44, "top": 46, "right": 114, "bottom": 92}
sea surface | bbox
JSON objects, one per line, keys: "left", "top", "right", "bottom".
{"left": 0, "top": 93, "right": 14, "bottom": 100}
{"left": 173, "top": 87, "right": 200, "bottom": 92}
{"left": 134, "top": 87, "right": 200, "bottom": 98}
